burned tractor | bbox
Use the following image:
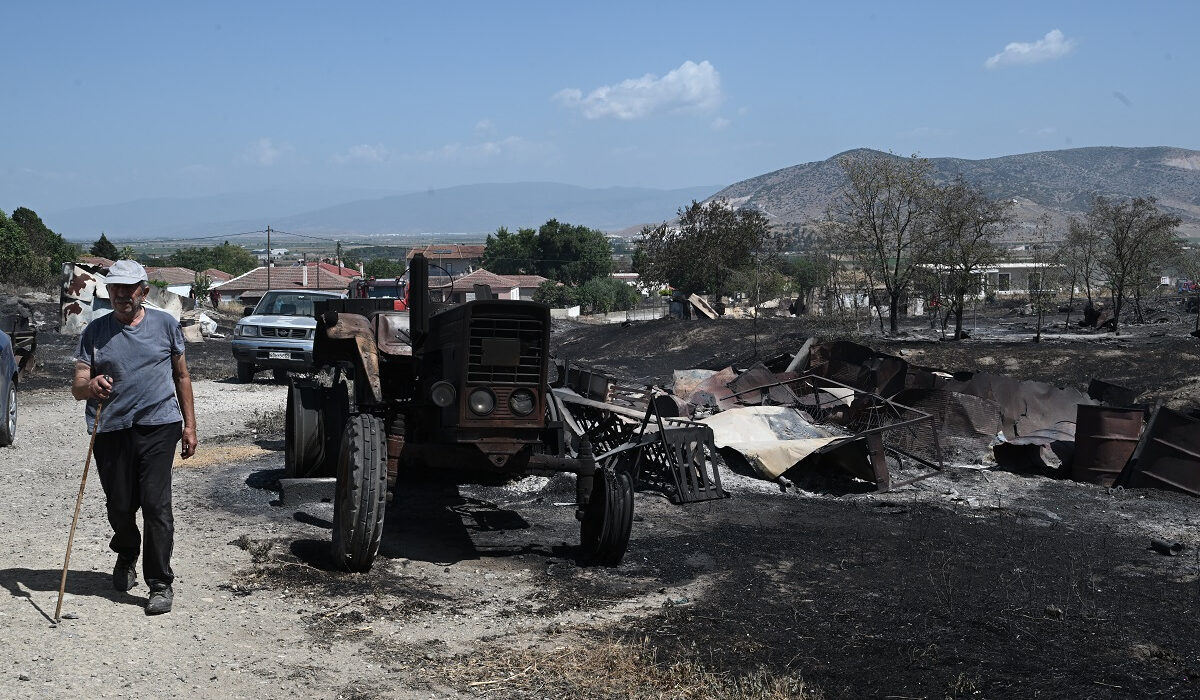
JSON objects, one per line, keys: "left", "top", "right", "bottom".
{"left": 286, "top": 254, "right": 631, "bottom": 571}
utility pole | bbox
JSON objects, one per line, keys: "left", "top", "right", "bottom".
{"left": 266, "top": 226, "right": 272, "bottom": 291}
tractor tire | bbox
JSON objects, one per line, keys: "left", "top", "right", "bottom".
{"left": 0, "top": 380, "right": 16, "bottom": 447}
{"left": 285, "top": 382, "right": 325, "bottom": 478}
{"left": 331, "top": 413, "right": 388, "bottom": 572}
{"left": 321, "top": 378, "right": 351, "bottom": 477}
{"left": 579, "top": 467, "right": 634, "bottom": 566}
{"left": 236, "top": 361, "right": 255, "bottom": 383}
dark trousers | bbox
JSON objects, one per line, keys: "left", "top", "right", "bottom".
{"left": 94, "top": 422, "right": 181, "bottom": 588}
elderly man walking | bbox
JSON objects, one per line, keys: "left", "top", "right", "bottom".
{"left": 71, "top": 260, "right": 198, "bottom": 614}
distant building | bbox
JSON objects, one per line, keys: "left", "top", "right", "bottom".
{"left": 146, "top": 266, "right": 200, "bottom": 297}
{"left": 218, "top": 262, "right": 359, "bottom": 307}
{"left": 406, "top": 244, "right": 485, "bottom": 277}
{"left": 443, "top": 269, "right": 548, "bottom": 303}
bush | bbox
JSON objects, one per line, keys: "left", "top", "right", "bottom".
{"left": 532, "top": 280, "right": 576, "bottom": 308}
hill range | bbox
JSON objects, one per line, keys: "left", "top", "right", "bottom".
{"left": 712, "top": 146, "right": 1200, "bottom": 241}
{"left": 43, "top": 146, "right": 1200, "bottom": 241}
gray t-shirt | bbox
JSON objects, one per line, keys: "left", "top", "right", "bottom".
{"left": 75, "top": 308, "right": 186, "bottom": 434}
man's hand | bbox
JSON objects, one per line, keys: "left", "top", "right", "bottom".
{"left": 89, "top": 374, "right": 114, "bottom": 401}
{"left": 181, "top": 425, "right": 198, "bottom": 459}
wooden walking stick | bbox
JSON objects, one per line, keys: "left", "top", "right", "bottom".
{"left": 55, "top": 400, "right": 103, "bottom": 623}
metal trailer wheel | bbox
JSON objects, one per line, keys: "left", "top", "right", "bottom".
{"left": 331, "top": 413, "right": 388, "bottom": 572}
{"left": 236, "top": 361, "right": 255, "bottom": 383}
{"left": 285, "top": 382, "right": 326, "bottom": 478}
{"left": 0, "top": 380, "right": 15, "bottom": 446}
{"left": 579, "top": 467, "right": 634, "bottom": 566}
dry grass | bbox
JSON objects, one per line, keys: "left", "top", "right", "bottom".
{"left": 432, "top": 634, "right": 822, "bottom": 700}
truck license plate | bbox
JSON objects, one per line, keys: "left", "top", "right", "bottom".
{"left": 268, "top": 351, "right": 291, "bottom": 360}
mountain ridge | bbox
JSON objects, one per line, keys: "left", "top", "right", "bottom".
{"left": 711, "top": 146, "right": 1200, "bottom": 239}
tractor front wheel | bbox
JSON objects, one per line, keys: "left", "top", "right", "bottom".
{"left": 331, "top": 413, "right": 388, "bottom": 572}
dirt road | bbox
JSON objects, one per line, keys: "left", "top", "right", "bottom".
{"left": 1, "top": 321, "right": 1198, "bottom": 698}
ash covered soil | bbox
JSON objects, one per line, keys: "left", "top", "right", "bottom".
{"left": 1, "top": 301, "right": 1198, "bottom": 699}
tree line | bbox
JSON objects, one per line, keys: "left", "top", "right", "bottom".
{"left": 629, "top": 151, "right": 1194, "bottom": 337}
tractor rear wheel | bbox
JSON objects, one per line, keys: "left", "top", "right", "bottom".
{"left": 331, "top": 413, "right": 388, "bottom": 572}
{"left": 579, "top": 467, "right": 634, "bottom": 566}
{"left": 285, "top": 382, "right": 325, "bottom": 478}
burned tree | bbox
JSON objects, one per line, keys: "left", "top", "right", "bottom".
{"left": 1060, "top": 217, "right": 1102, "bottom": 325}
{"left": 830, "top": 152, "right": 941, "bottom": 334}
{"left": 929, "top": 179, "right": 1012, "bottom": 340}
{"left": 1086, "top": 196, "right": 1182, "bottom": 334}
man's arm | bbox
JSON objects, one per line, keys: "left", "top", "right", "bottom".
{"left": 71, "top": 361, "right": 112, "bottom": 402}
{"left": 172, "top": 353, "right": 198, "bottom": 459}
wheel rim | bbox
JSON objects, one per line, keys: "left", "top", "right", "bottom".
{"left": 5, "top": 384, "right": 14, "bottom": 435}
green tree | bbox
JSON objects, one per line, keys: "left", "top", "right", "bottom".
{"left": 0, "top": 210, "right": 37, "bottom": 285}
{"left": 166, "top": 242, "right": 258, "bottom": 276}
{"left": 575, "top": 277, "right": 640, "bottom": 314}
{"left": 532, "top": 279, "right": 576, "bottom": 307}
{"left": 482, "top": 226, "right": 539, "bottom": 274}
{"left": 829, "top": 152, "right": 942, "bottom": 333}
{"left": 363, "top": 257, "right": 406, "bottom": 278}
{"left": 635, "top": 199, "right": 772, "bottom": 296}
{"left": 11, "top": 207, "right": 81, "bottom": 284}
{"left": 536, "top": 219, "right": 613, "bottom": 285}
{"left": 190, "top": 271, "right": 213, "bottom": 303}
{"left": 91, "top": 233, "right": 120, "bottom": 259}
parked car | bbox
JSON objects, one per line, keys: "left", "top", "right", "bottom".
{"left": 0, "top": 329, "right": 17, "bottom": 446}
{"left": 232, "top": 290, "right": 345, "bottom": 383}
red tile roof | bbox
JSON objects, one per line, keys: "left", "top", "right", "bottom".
{"left": 219, "top": 264, "right": 358, "bottom": 296}
{"left": 406, "top": 244, "right": 486, "bottom": 261}
{"left": 447, "top": 269, "right": 549, "bottom": 293}
{"left": 202, "top": 268, "right": 233, "bottom": 282}
{"left": 78, "top": 256, "right": 114, "bottom": 267}
{"left": 450, "top": 269, "right": 515, "bottom": 293}
{"left": 146, "top": 266, "right": 199, "bottom": 286}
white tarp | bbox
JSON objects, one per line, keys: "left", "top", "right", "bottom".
{"left": 698, "top": 405, "right": 850, "bottom": 478}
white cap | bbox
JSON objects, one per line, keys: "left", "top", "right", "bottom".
{"left": 105, "top": 260, "right": 148, "bottom": 285}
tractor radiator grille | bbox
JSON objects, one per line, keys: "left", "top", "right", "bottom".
{"left": 467, "top": 313, "right": 544, "bottom": 386}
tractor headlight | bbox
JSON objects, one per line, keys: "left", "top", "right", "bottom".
{"left": 468, "top": 388, "right": 496, "bottom": 416}
{"left": 509, "top": 389, "right": 536, "bottom": 416}
{"left": 237, "top": 324, "right": 259, "bottom": 337}
{"left": 431, "top": 381, "right": 456, "bottom": 408}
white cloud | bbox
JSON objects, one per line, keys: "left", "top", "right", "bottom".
{"left": 474, "top": 119, "right": 494, "bottom": 135}
{"left": 710, "top": 117, "right": 731, "bottom": 130}
{"left": 554, "top": 60, "right": 723, "bottom": 120}
{"left": 404, "top": 136, "right": 550, "bottom": 163}
{"left": 985, "top": 29, "right": 1076, "bottom": 69}
{"left": 240, "top": 138, "right": 292, "bottom": 166}
{"left": 333, "top": 143, "right": 389, "bottom": 164}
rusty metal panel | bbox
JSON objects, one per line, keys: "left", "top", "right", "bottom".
{"left": 1115, "top": 407, "right": 1200, "bottom": 497}
{"left": 1072, "top": 404, "right": 1144, "bottom": 486}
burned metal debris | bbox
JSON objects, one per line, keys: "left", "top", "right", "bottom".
{"left": 555, "top": 338, "right": 1200, "bottom": 500}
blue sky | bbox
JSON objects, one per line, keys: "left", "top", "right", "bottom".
{"left": 3, "top": 1, "right": 1197, "bottom": 214}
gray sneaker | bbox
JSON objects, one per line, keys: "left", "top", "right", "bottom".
{"left": 113, "top": 557, "right": 137, "bottom": 592}
{"left": 145, "top": 585, "right": 173, "bottom": 615}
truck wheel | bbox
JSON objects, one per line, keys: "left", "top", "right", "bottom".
{"left": 0, "top": 380, "right": 15, "bottom": 447}
{"left": 579, "top": 467, "right": 633, "bottom": 566}
{"left": 332, "top": 413, "right": 387, "bottom": 572}
{"left": 236, "top": 361, "right": 255, "bottom": 383}
{"left": 285, "top": 383, "right": 325, "bottom": 478}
